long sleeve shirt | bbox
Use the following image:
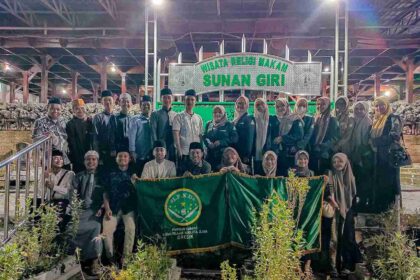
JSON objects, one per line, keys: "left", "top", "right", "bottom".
{"left": 109, "top": 112, "right": 131, "bottom": 153}
{"left": 265, "top": 116, "right": 304, "bottom": 154}
{"left": 141, "top": 159, "right": 176, "bottom": 179}
{"left": 298, "top": 115, "right": 315, "bottom": 150}
{"left": 46, "top": 169, "right": 75, "bottom": 200}
{"left": 92, "top": 111, "right": 113, "bottom": 154}
{"left": 233, "top": 113, "right": 255, "bottom": 162}
{"left": 66, "top": 117, "right": 93, "bottom": 171}
{"left": 129, "top": 114, "right": 153, "bottom": 160}
{"left": 72, "top": 171, "right": 103, "bottom": 211}
{"left": 32, "top": 116, "right": 69, "bottom": 164}
{"left": 150, "top": 107, "right": 177, "bottom": 149}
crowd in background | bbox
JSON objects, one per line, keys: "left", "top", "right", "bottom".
{"left": 31, "top": 88, "right": 402, "bottom": 277}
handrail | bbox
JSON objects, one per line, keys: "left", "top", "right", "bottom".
{"left": 1, "top": 135, "right": 52, "bottom": 244}
{"left": 0, "top": 136, "right": 51, "bottom": 168}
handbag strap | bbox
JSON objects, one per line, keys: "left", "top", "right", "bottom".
{"left": 51, "top": 170, "right": 69, "bottom": 199}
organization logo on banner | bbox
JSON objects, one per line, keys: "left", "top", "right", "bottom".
{"left": 164, "top": 188, "right": 202, "bottom": 227}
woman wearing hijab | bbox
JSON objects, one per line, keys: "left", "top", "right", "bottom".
{"left": 334, "top": 96, "right": 355, "bottom": 155}
{"left": 253, "top": 98, "right": 270, "bottom": 174}
{"left": 220, "top": 147, "right": 249, "bottom": 174}
{"left": 326, "top": 153, "right": 362, "bottom": 275}
{"left": 266, "top": 98, "right": 304, "bottom": 176}
{"left": 232, "top": 96, "right": 255, "bottom": 164}
{"left": 350, "top": 101, "right": 373, "bottom": 211}
{"left": 309, "top": 97, "right": 340, "bottom": 175}
{"left": 204, "top": 105, "right": 238, "bottom": 169}
{"left": 294, "top": 98, "right": 315, "bottom": 151}
{"left": 370, "top": 97, "right": 402, "bottom": 213}
{"left": 261, "top": 151, "right": 278, "bottom": 177}
{"left": 293, "top": 150, "right": 314, "bottom": 178}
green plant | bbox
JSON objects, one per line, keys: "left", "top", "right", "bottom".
{"left": 366, "top": 208, "right": 420, "bottom": 280}
{"left": 251, "top": 192, "right": 305, "bottom": 280}
{"left": 109, "top": 240, "right": 172, "bottom": 280}
{"left": 0, "top": 243, "right": 25, "bottom": 280}
{"left": 286, "top": 170, "right": 310, "bottom": 226}
{"left": 220, "top": 260, "right": 237, "bottom": 280}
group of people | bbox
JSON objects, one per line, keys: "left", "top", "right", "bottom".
{"left": 31, "top": 87, "right": 402, "bottom": 277}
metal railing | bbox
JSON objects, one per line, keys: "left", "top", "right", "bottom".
{"left": 0, "top": 135, "right": 52, "bottom": 244}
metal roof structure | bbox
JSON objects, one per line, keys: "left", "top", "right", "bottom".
{"left": 0, "top": 0, "right": 419, "bottom": 101}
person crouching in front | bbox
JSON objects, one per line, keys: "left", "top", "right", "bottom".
{"left": 179, "top": 142, "right": 212, "bottom": 176}
{"left": 101, "top": 149, "right": 136, "bottom": 264}
{"left": 140, "top": 140, "right": 176, "bottom": 179}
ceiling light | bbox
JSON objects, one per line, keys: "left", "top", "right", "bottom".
{"left": 324, "top": 66, "right": 330, "bottom": 72}
{"left": 62, "top": 88, "right": 67, "bottom": 94}
{"left": 151, "top": 0, "right": 164, "bottom": 6}
{"left": 4, "top": 63, "right": 11, "bottom": 71}
{"left": 110, "top": 64, "right": 117, "bottom": 73}
{"left": 384, "top": 91, "right": 391, "bottom": 97}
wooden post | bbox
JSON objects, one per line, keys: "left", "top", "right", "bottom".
{"left": 71, "top": 71, "right": 78, "bottom": 100}
{"left": 9, "top": 82, "right": 16, "bottom": 103}
{"left": 100, "top": 61, "right": 107, "bottom": 91}
{"left": 405, "top": 58, "right": 414, "bottom": 103}
{"left": 321, "top": 75, "right": 328, "bottom": 97}
{"left": 22, "top": 71, "right": 29, "bottom": 104}
{"left": 374, "top": 74, "right": 381, "bottom": 99}
{"left": 121, "top": 73, "right": 127, "bottom": 94}
{"left": 40, "top": 55, "right": 48, "bottom": 103}
{"left": 93, "top": 84, "right": 99, "bottom": 103}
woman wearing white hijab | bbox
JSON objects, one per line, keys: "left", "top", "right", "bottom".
{"left": 253, "top": 98, "right": 269, "bottom": 174}
{"left": 266, "top": 98, "right": 304, "bottom": 176}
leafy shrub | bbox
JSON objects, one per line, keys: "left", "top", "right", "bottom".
{"left": 109, "top": 240, "right": 172, "bottom": 280}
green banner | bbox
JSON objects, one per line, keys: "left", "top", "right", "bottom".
{"left": 136, "top": 173, "right": 325, "bottom": 255}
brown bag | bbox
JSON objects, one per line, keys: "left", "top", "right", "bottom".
{"left": 322, "top": 201, "right": 335, "bottom": 218}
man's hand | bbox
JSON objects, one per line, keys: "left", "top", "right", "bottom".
{"left": 96, "top": 208, "right": 103, "bottom": 217}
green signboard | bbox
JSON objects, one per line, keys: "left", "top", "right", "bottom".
{"left": 136, "top": 173, "right": 326, "bottom": 255}
{"left": 169, "top": 53, "right": 322, "bottom": 96}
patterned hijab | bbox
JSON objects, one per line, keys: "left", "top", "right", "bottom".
{"left": 212, "top": 105, "right": 227, "bottom": 128}
{"left": 371, "top": 97, "right": 392, "bottom": 138}
{"left": 221, "top": 147, "right": 247, "bottom": 173}
{"left": 276, "top": 97, "right": 301, "bottom": 136}
{"left": 254, "top": 98, "right": 269, "bottom": 160}
{"left": 294, "top": 150, "right": 311, "bottom": 177}
{"left": 262, "top": 150, "right": 277, "bottom": 177}
{"left": 314, "top": 97, "right": 331, "bottom": 145}
{"left": 294, "top": 98, "right": 309, "bottom": 119}
{"left": 330, "top": 153, "right": 357, "bottom": 219}
{"left": 233, "top": 96, "right": 249, "bottom": 124}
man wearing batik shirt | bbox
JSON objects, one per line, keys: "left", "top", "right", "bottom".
{"left": 92, "top": 90, "right": 114, "bottom": 171}
{"left": 110, "top": 93, "right": 132, "bottom": 155}
{"left": 32, "top": 97, "right": 69, "bottom": 167}
{"left": 129, "top": 95, "right": 153, "bottom": 174}
{"left": 150, "top": 88, "right": 177, "bottom": 161}
{"left": 172, "top": 89, "right": 203, "bottom": 168}
{"left": 66, "top": 99, "right": 94, "bottom": 173}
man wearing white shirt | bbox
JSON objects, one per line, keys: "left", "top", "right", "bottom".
{"left": 45, "top": 149, "right": 75, "bottom": 200}
{"left": 172, "top": 89, "right": 203, "bottom": 169}
{"left": 141, "top": 141, "right": 176, "bottom": 179}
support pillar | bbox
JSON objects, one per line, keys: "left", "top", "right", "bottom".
{"left": 405, "top": 58, "right": 414, "bottom": 103}
{"left": 121, "top": 73, "right": 127, "bottom": 94}
{"left": 9, "top": 82, "right": 16, "bottom": 103}
{"left": 71, "top": 72, "right": 78, "bottom": 100}
{"left": 374, "top": 74, "right": 381, "bottom": 99}
{"left": 321, "top": 75, "right": 328, "bottom": 97}
{"left": 93, "top": 84, "right": 99, "bottom": 103}
{"left": 40, "top": 55, "right": 48, "bottom": 103}
{"left": 100, "top": 61, "right": 107, "bottom": 91}
{"left": 22, "top": 71, "right": 29, "bottom": 104}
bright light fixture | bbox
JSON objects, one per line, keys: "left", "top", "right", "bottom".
{"left": 384, "top": 91, "right": 391, "bottom": 97}
{"left": 4, "top": 63, "right": 11, "bottom": 71}
{"left": 324, "top": 66, "right": 330, "bottom": 72}
{"left": 62, "top": 88, "right": 67, "bottom": 94}
{"left": 151, "top": 0, "right": 163, "bottom": 6}
{"left": 110, "top": 64, "right": 117, "bottom": 73}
